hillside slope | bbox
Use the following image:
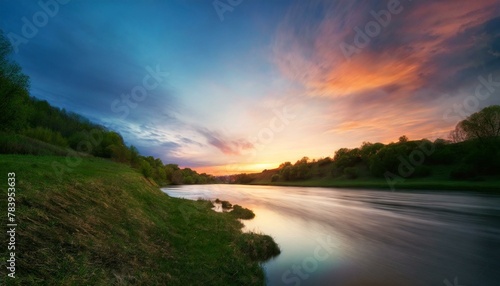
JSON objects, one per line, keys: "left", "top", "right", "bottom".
{"left": 0, "top": 155, "right": 277, "bottom": 285}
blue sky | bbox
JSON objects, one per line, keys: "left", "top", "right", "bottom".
{"left": 1, "top": 0, "right": 499, "bottom": 174}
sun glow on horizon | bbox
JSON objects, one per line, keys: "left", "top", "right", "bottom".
{"left": 194, "top": 162, "right": 280, "bottom": 176}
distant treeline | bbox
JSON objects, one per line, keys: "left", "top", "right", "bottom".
{"left": 230, "top": 105, "right": 500, "bottom": 184}
{"left": 0, "top": 31, "right": 214, "bottom": 185}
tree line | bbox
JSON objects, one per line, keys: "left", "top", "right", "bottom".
{"left": 230, "top": 105, "right": 500, "bottom": 184}
{"left": 0, "top": 31, "right": 214, "bottom": 185}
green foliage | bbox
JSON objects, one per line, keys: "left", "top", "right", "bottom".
{"left": 183, "top": 175, "right": 194, "bottom": 184}
{"left": 0, "top": 32, "right": 30, "bottom": 132}
{"left": 221, "top": 200, "right": 233, "bottom": 209}
{"left": 0, "top": 132, "right": 72, "bottom": 156}
{"left": 411, "top": 165, "right": 432, "bottom": 178}
{"left": 333, "top": 148, "right": 362, "bottom": 172}
{"left": 231, "top": 205, "right": 255, "bottom": 219}
{"left": 271, "top": 174, "right": 280, "bottom": 182}
{"left": 275, "top": 157, "right": 312, "bottom": 181}
{"left": 428, "top": 147, "right": 456, "bottom": 165}
{"left": 22, "top": 126, "right": 68, "bottom": 147}
{"left": 360, "top": 142, "right": 384, "bottom": 161}
{"left": 233, "top": 173, "right": 254, "bottom": 184}
{"left": 230, "top": 205, "right": 255, "bottom": 219}
{"left": 343, "top": 167, "right": 359, "bottom": 179}
{"left": 369, "top": 144, "right": 403, "bottom": 176}
{"left": 450, "top": 164, "right": 477, "bottom": 180}
{"left": 171, "top": 170, "right": 184, "bottom": 185}
{"left": 139, "top": 159, "right": 153, "bottom": 178}
{"left": 451, "top": 105, "right": 500, "bottom": 142}
{"left": 236, "top": 232, "right": 281, "bottom": 262}
{"left": 317, "top": 157, "right": 332, "bottom": 166}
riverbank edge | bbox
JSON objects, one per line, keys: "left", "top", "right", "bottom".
{"left": 247, "top": 178, "right": 500, "bottom": 193}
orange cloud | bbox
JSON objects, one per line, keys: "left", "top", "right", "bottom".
{"left": 273, "top": 0, "right": 499, "bottom": 98}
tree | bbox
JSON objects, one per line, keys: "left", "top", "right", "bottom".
{"left": 139, "top": 159, "right": 153, "bottom": 178}
{"left": 333, "top": 148, "right": 361, "bottom": 171}
{"left": 171, "top": 170, "right": 184, "bottom": 185}
{"left": 450, "top": 105, "right": 500, "bottom": 142}
{"left": 359, "top": 142, "right": 384, "bottom": 162}
{"left": 0, "top": 30, "right": 30, "bottom": 131}
{"left": 398, "top": 135, "right": 409, "bottom": 143}
{"left": 129, "top": 145, "right": 140, "bottom": 167}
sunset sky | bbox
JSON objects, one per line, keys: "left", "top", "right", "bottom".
{"left": 1, "top": 0, "right": 500, "bottom": 175}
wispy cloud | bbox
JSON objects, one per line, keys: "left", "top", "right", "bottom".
{"left": 273, "top": 0, "right": 500, "bottom": 142}
{"left": 196, "top": 127, "right": 254, "bottom": 156}
{"left": 274, "top": 0, "right": 499, "bottom": 97}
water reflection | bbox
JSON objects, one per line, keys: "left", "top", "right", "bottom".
{"left": 162, "top": 185, "right": 500, "bottom": 286}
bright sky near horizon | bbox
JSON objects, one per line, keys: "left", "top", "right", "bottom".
{"left": 1, "top": 0, "right": 500, "bottom": 175}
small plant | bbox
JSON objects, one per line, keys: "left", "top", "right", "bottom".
{"left": 230, "top": 205, "right": 255, "bottom": 219}
{"left": 236, "top": 232, "right": 281, "bottom": 261}
{"left": 221, "top": 200, "right": 232, "bottom": 209}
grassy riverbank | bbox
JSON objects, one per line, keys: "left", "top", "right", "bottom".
{"left": 0, "top": 155, "right": 278, "bottom": 285}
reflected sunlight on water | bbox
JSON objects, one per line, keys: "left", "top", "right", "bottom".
{"left": 162, "top": 185, "right": 500, "bottom": 286}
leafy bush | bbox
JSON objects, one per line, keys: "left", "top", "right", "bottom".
{"left": 230, "top": 205, "right": 255, "bottom": 219}
{"left": 236, "top": 232, "right": 280, "bottom": 261}
{"left": 214, "top": 199, "right": 233, "bottom": 210}
{"left": 139, "top": 159, "right": 153, "bottom": 178}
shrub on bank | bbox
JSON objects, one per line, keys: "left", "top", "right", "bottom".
{"left": 230, "top": 205, "right": 255, "bottom": 220}
{"left": 236, "top": 232, "right": 281, "bottom": 261}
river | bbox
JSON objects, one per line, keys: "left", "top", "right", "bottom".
{"left": 161, "top": 185, "right": 500, "bottom": 286}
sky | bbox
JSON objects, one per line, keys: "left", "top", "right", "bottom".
{"left": 1, "top": 0, "right": 500, "bottom": 175}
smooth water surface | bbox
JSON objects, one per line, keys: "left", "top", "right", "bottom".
{"left": 162, "top": 185, "right": 500, "bottom": 286}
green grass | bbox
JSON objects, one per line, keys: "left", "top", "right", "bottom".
{"left": 0, "top": 155, "right": 278, "bottom": 285}
{"left": 0, "top": 132, "right": 81, "bottom": 157}
{"left": 230, "top": 205, "right": 256, "bottom": 220}
{"left": 236, "top": 233, "right": 280, "bottom": 261}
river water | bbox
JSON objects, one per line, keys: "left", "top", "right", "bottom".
{"left": 161, "top": 185, "right": 500, "bottom": 286}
